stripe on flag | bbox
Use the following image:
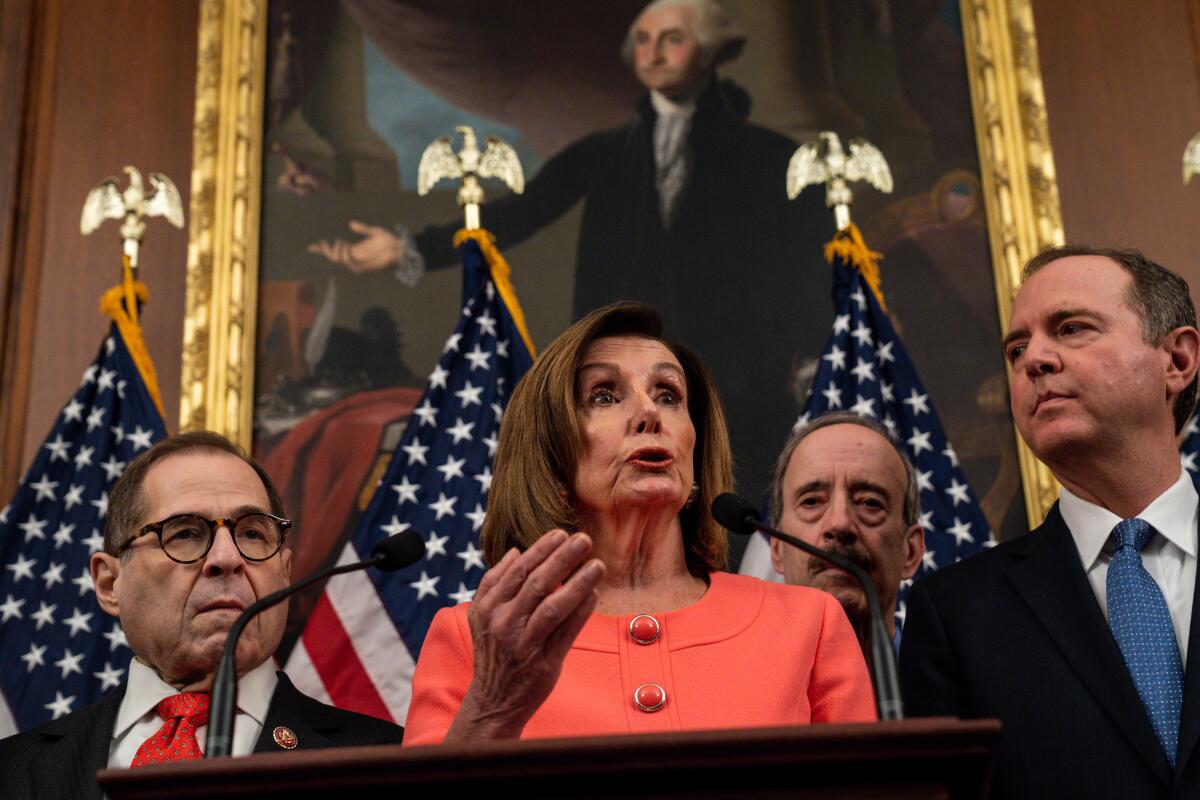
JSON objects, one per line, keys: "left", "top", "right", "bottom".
{"left": 286, "top": 229, "right": 534, "bottom": 723}
{"left": 302, "top": 591, "right": 392, "bottom": 721}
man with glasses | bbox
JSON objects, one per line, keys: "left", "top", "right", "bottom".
{"left": 0, "top": 431, "right": 401, "bottom": 798}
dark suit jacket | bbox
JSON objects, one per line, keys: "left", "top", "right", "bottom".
{"left": 0, "top": 672, "right": 403, "bottom": 800}
{"left": 900, "top": 503, "right": 1200, "bottom": 799}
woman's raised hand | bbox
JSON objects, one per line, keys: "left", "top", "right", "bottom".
{"left": 446, "top": 530, "right": 605, "bottom": 741}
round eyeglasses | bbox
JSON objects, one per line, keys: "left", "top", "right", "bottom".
{"left": 118, "top": 512, "right": 292, "bottom": 564}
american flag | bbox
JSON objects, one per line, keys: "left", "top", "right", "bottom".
{"left": 286, "top": 231, "right": 534, "bottom": 724}
{"left": 0, "top": 319, "right": 166, "bottom": 735}
{"left": 740, "top": 225, "right": 993, "bottom": 630}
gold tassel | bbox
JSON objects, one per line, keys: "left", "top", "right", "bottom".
{"left": 97, "top": 254, "right": 165, "bottom": 417}
{"left": 453, "top": 228, "right": 537, "bottom": 358}
{"left": 823, "top": 222, "right": 888, "bottom": 313}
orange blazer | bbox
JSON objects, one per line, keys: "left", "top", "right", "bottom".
{"left": 404, "top": 571, "right": 876, "bottom": 744}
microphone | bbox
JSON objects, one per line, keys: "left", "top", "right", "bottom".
{"left": 205, "top": 530, "right": 426, "bottom": 757}
{"left": 712, "top": 493, "right": 904, "bottom": 720}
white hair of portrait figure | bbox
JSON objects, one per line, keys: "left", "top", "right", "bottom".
{"left": 620, "top": 0, "right": 747, "bottom": 69}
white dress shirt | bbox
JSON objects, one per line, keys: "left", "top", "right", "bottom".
{"left": 649, "top": 90, "right": 696, "bottom": 227}
{"left": 108, "top": 658, "right": 278, "bottom": 768}
{"left": 1059, "top": 470, "right": 1198, "bottom": 664}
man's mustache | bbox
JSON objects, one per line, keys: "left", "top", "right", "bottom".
{"left": 808, "top": 542, "right": 873, "bottom": 576}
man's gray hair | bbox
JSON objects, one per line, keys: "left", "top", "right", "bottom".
{"left": 620, "top": 0, "right": 746, "bottom": 70}
{"left": 770, "top": 411, "right": 922, "bottom": 528}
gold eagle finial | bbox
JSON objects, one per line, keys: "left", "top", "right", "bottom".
{"left": 417, "top": 126, "right": 524, "bottom": 229}
{"left": 80, "top": 166, "right": 184, "bottom": 275}
{"left": 786, "top": 132, "right": 893, "bottom": 230}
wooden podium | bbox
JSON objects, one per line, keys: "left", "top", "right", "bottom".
{"left": 100, "top": 717, "right": 999, "bottom": 800}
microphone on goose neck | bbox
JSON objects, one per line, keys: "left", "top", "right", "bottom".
{"left": 206, "top": 530, "right": 426, "bottom": 757}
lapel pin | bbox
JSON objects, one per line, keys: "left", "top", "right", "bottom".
{"left": 272, "top": 726, "right": 299, "bottom": 750}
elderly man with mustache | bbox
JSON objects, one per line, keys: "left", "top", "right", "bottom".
{"left": 768, "top": 412, "right": 925, "bottom": 653}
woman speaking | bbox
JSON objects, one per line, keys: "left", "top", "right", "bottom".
{"left": 404, "top": 303, "right": 874, "bottom": 743}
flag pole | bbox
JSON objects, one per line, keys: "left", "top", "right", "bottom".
{"left": 285, "top": 128, "right": 535, "bottom": 723}
{"left": 83, "top": 165, "right": 184, "bottom": 419}
{"left": 743, "top": 138, "right": 994, "bottom": 647}
{"left": 786, "top": 131, "right": 895, "bottom": 311}
{"left": 0, "top": 169, "right": 179, "bottom": 734}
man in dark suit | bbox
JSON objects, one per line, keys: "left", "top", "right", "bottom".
{"left": 0, "top": 431, "right": 401, "bottom": 799}
{"left": 900, "top": 245, "right": 1200, "bottom": 798}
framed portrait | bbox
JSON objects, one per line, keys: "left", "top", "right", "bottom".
{"left": 183, "top": 0, "right": 1063, "bottom": 648}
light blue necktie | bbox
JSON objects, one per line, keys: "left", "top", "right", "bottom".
{"left": 1107, "top": 518, "right": 1183, "bottom": 767}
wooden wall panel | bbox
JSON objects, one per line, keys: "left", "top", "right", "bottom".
{"left": 1033, "top": 0, "right": 1200, "bottom": 285}
{"left": 0, "top": 0, "right": 37, "bottom": 374}
{"left": 9, "top": 0, "right": 198, "bottom": 487}
{"left": 0, "top": 0, "right": 46, "bottom": 500}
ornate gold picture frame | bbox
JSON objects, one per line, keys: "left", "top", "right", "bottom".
{"left": 183, "top": 0, "right": 1064, "bottom": 526}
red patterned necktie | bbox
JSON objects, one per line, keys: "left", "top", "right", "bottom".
{"left": 130, "top": 691, "right": 211, "bottom": 767}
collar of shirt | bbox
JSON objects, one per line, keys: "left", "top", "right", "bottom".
{"left": 113, "top": 657, "right": 278, "bottom": 743}
{"left": 1060, "top": 470, "right": 1199, "bottom": 570}
{"left": 649, "top": 89, "right": 697, "bottom": 119}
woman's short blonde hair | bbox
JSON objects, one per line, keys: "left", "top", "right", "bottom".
{"left": 482, "top": 302, "right": 732, "bottom": 575}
